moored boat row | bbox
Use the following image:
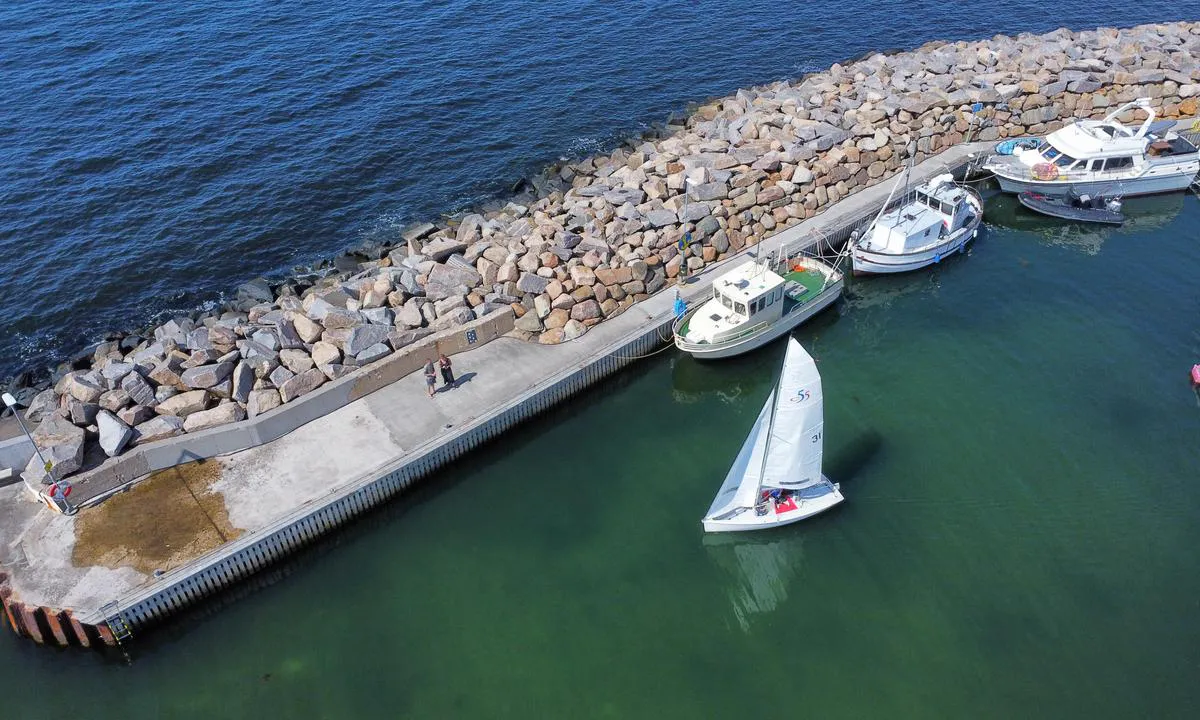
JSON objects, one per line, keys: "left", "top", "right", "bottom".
{"left": 689, "top": 104, "right": 1200, "bottom": 535}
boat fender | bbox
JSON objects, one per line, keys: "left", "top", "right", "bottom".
{"left": 934, "top": 253, "right": 941, "bottom": 263}
{"left": 1191, "top": 364, "right": 1200, "bottom": 385}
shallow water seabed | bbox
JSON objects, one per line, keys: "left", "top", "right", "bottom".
{"left": 0, "top": 188, "right": 1197, "bottom": 718}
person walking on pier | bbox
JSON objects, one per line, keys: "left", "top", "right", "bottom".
{"left": 438, "top": 353, "right": 455, "bottom": 389}
{"left": 424, "top": 359, "right": 438, "bottom": 397}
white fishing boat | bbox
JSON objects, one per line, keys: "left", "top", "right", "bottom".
{"left": 850, "top": 171, "right": 982, "bottom": 275}
{"left": 983, "top": 98, "right": 1200, "bottom": 198}
{"left": 673, "top": 254, "right": 842, "bottom": 359}
{"left": 702, "top": 337, "right": 843, "bottom": 533}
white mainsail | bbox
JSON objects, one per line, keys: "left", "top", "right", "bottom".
{"left": 761, "top": 338, "right": 824, "bottom": 490}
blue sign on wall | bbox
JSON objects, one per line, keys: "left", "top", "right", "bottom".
{"left": 466, "top": 329, "right": 477, "bottom": 344}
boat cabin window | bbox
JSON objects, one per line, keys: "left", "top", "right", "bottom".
{"left": 765, "top": 292, "right": 774, "bottom": 307}
{"left": 1053, "top": 153, "right": 1076, "bottom": 168}
{"left": 718, "top": 292, "right": 733, "bottom": 310}
{"left": 1087, "top": 159, "right": 1102, "bottom": 171}
{"left": 1036, "top": 140, "right": 1061, "bottom": 161}
{"left": 751, "top": 299, "right": 761, "bottom": 313}
{"left": 734, "top": 301, "right": 746, "bottom": 315}
{"left": 1102, "top": 156, "right": 1133, "bottom": 171}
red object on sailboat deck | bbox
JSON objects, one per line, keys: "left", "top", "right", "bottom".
{"left": 1191, "top": 364, "right": 1200, "bottom": 385}
{"left": 775, "top": 496, "right": 798, "bottom": 514}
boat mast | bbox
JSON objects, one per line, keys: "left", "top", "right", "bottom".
{"left": 755, "top": 349, "right": 786, "bottom": 504}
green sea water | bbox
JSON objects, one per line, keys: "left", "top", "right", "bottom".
{"left": 2, "top": 188, "right": 1199, "bottom": 719}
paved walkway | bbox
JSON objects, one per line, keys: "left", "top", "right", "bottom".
{"left": 0, "top": 141, "right": 992, "bottom": 621}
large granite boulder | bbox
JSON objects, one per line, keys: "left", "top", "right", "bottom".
{"left": 279, "top": 368, "right": 327, "bottom": 403}
{"left": 344, "top": 325, "right": 391, "bottom": 357}
{"left": 247, "top": 389, "right": 282, "bottom": 418}
{"left": 22, "top": 415, "right": 86, "bottom": 483}
{"left": 180, "top": 361, "right": 235, "bottom": 389}
{"left": 155, "top": 389, "right": 210, "bottom": 417}
{"left": 96, "top": 410, "right": 134, "bottom": 457}
{"left": 183, "top": 403, "right": 247, "bottom": 433}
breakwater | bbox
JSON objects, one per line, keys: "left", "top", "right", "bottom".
{"left": 9, "top": 20, "right": 1199, "bottom": 491}
{"left": 2, "top": 20, "right": 1199, "bottom": 648}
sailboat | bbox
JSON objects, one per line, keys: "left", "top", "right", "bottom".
{"left": 702, "top": 337, "right": 843, "bottom": 533}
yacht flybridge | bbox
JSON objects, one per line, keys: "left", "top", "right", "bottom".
{"left": 983, "top": 98, "right": 1200, "bottom": 197}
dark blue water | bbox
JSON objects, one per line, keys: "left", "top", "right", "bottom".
{"left": 0, "top": 0, "right": 1189, "bottom": 378}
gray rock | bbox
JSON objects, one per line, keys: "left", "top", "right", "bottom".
{"left": 428, "top": 262, "right": 482, "bottom": 289}
{"left": 279, "top": 368, "right": 327, "bottom": 403}
{"left": 117, "top": 404, "right": 156, "bottom": 426}
{"left": 422, "top": 237, "right": 470, "bottom": 262}
{"left": 208, "top": 324, "right": 238, "bottom": 346}
{"left": 355, "top": 342, "right": 391, "bottom": 365}
{"left": 388, "top": 328, "right": 434, "bottom": 351}
{"left": 274, "top": 319, "right": 306, "bottom": 349}
{"left": 515, "top": 312, "right": 544, "bottom": 332}
{"left": 562, "top": 319, "right": 587, "bottom": 341}
{"left": 98, "top": 388, "right": 131, "bottom": 413}
{"left": 185, "top": 327, "right": 213, "bottom": 351}
{"left": 155, "top": 385, "right": 179, "bottom": 404}
{"left": 247, "top": 388, "right": 283, "bottom": 418}
{"left": 402, "top": 222, "right": 438, "bottom": 244}
{"left": 183, "top": 402, "right": 246, "bottom": 433}
{"left": 344, "top": 325, "right": 392, "bottom": 356}
{"left": 231, "top": 361, "right": 255, "bottom": 403}
{"left": 97, "top": 410, "right": 133, "bottom": 457}
{"left": 100, "top": 362, "right": 136, "bottom": 386}
{"left": 517, "top": 273, "right": 550, "bottom": 294}
{"left": 237, "top": 278, "right": 275, "bottom": 304}
{"left": 269, "top": 365, "right": 296, "bottom": 389}
{"left": 250, "top": 329, "right": 281, "bottom": 351}
{"left": 63, "top": 372, "right": 104, "bottom": 403}
{"left": 645, "top": 209, "right": 678, "bottom": 228}
{"left": 67, "top": 399, "right": 99, "bottom": 426}
{"left": 361, "top": 307, "right": 394, "bottom": 325}
{"left": 22, "top": 415, "right": 85, "bottom": 483}
{"left": 396, "top": 299, "right": 425, "bottom": 328}
{"left": 239, "top": 339, "right": 279, "bottom": 361}
{"left": 23, "top": 388, "right": 59, "bottom": 423}
{"left": 310, "top": 341, "right": 341, "bottom": 367}
{"left": 120, "top": 371, "right": 157, "bottom": 407}
{"left": 291, "top": 314, "right": 324, "bottom": 343}
{"left": 132, "top": 415, "right": 186, "bottom": 445}
{"left": 322, "top": 307, "right": 366, "bottom": 329}
{"left": 279, "top": 348, "right": 315, "bottom": 374}
{"left": 431, "top": 307, "right": 476, "bottom": 331}
{"left": 180, "top": 361, "right": 235, "bottom": 389}
{"left": 155, "top": 389, "right": 210, "bottom": 417}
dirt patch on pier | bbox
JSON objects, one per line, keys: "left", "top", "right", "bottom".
{"left": 72, "top": 460, "right": 243, "bottom": 575}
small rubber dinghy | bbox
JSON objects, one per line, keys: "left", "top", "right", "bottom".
{"left": 1018, "top": 188, "right": 1124, "bottom": 225}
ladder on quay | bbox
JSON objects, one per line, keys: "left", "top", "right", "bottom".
{"left": 100, "top": 600, "right": 134, "bottom": 662}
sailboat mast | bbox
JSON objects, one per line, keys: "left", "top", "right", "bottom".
{"left": 756, "top": 350, "right": 785, "bottom": 501}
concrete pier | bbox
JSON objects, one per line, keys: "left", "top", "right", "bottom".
{"left": 1, "top": 141, "right": 990, "bottom": 647}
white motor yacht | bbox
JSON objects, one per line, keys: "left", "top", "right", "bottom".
{"left": 851, "top": 172, "right": 983, "bottom": 275}
{"left": 983, "top": 98, "right": 1200, "bottom": 197}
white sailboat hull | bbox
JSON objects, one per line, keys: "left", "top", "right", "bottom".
{"left": 703, "top": 478, "right": 843, "bottom": 533}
